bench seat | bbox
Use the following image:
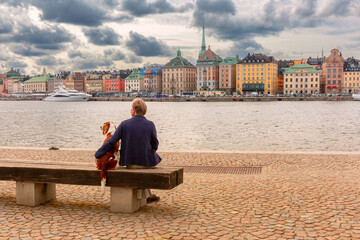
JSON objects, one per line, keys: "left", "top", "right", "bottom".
{"left": 0, "top": 159, "right": 183, "bottom": 213}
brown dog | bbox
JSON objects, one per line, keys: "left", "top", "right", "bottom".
{"left": 96, "top": 121, "right": 120, "bottom": 194}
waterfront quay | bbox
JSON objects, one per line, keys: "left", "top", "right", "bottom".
{"left": 1, "top": 148, "right": 360, "bottom": 239}
{"left": 0, "top": 95, "right": 355, "bottom": 102}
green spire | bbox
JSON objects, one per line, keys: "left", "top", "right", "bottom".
{"left": 177, "top": 49, "right": 181, "bottom": 58}
{"left": 199, "top": 18, "right": 206, "bottom": 58}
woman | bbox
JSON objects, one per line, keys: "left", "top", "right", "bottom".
{"left": 95, "top": 98, "right": 161, "bottom": 202}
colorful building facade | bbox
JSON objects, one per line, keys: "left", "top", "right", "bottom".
{"left": 125, "top": 69, "right": 143, "bottom": 93}
{"left": 236, "top": 53, "right": 278, "bottom": 95}
{"left": 196, "top": 21, "right": 222, "bottom": 91}
{"left": 105, "top": 73, "right": 125, "bottom": 92}
{"left": 321, "top": 49, "right": 344, "bottom": 94}
{"left": 219, "top": 57, "right": 238, "bottom": 94}
{"left": 283, "top": 64, "right": 320, "bottom": 95}
{"left": 85, "top": 74, "right": 103, "bottom": 94}
{"left": 142, "top": 64, "right": 162, "bottom": 94}
{"left": 343, "top": 57, "right": 360, "bottom": 94}
{"left": 24, "top": 74, "right": 51, "bottom": 93}
{"left": 162, "top": 49, "right": 197, "bottom": 95}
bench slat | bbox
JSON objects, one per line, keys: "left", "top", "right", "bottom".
{"left": 0, "top": 159, "right": 183, "bottom": 190}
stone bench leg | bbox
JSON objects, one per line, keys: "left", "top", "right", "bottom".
{"left": 16, "top": 182, "right": 56, "bottom": 207}
{"left": 110, "top": 187, "right": 147, "bottom": 213}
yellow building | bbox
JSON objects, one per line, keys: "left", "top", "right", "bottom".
{"left": 236, "top": 53, "right": 278, "bottom": 95}
{"left": 24, "top": 74, "right": 51, "bottom": 93}
{"left": 85, "top": 74, "right": 103, "bottom": 94}
{"left": 343, "top": 58, "right": 360, "bottom": 94}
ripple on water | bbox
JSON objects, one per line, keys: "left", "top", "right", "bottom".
{"left": 0, "top": 101, "right": 359, "bottom": 152}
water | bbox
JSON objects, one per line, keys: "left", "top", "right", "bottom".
{"left": 0, "top": 101, "right": 359, "bottom": 153}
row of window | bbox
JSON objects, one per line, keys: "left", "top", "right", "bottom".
{"left": 163, "top": 68, "right": 196, "bottom": 72}
{"left": 284, "top": 78, "right": 318, "bottom": 82}
{"left": 285, "top": 90, "right": 318, "bottom": 94}
{"left": 345, "top": 83, "right": 360, "bottom": 87}
{"left": 285, "top": 84, "right": 318, "bottom": 88}
{"left": 345, "top": 72, "right": 360, "bottom": 75}
{"left": 285, "top": 73, "right": 318, "bottom": 76}
{"left": 328, "top": 69, "right": 342, "bottom": 72}
{"left": 345, "top": 77, "right": 360, "bottom": 81}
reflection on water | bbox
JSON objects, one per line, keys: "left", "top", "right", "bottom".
{"left": 0, "top": 101, "right": 359, "bottom": 152}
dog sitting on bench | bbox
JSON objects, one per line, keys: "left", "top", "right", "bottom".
{"left": 96, "top": 121, "right": 119, "bottom": 194}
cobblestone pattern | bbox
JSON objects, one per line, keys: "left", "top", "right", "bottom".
{"left": 0, "top": 148, "right": 360, "bottom": 239}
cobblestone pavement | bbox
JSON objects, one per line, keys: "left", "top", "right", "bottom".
{"left": 0, "top": 148, "right": 360, "bottom": 239}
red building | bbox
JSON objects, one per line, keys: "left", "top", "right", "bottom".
{"left": 105, "top": 74, "right": 125, "bottom": 92}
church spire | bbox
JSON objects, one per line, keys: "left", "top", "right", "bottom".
{"left": 199, "top": 18, "right": 206, "bottom": 58}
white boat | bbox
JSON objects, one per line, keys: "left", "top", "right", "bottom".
{"left": 353, "top": 92, "right": 360, "bottom": 101}
{"left": 44, "top": 85, "right": 91, "bottom": 102}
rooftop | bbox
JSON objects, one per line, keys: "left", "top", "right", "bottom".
{"left": 125, "top": 69, "right": 143, "bottom": 80}
{"left": 283, "top": 63, "right": 319, "bottom": 74}
{"left": 24, "top": 74, "right": 51, "bottom": 83}
{"left": 163, "top": 49, "right": 195, "bottom": 68}
{"left": 240, "top": 53, "right": 275, "bottom": 64}
{"left": 197, "top": 46, "right": 222, "bottom": 62}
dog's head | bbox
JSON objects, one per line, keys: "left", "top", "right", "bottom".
{"left": 100, "top": 121, "right": 117, "bottom": 135}
{"left": 100, "top": 122, "right": 111, "bottom": 135}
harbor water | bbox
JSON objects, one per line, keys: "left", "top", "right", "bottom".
{"left": 0, "top": 101, "right": 359, "bottom": 153}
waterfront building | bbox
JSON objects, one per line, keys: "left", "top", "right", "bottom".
{"left": 343, "top": 57, "right": 360, "bottom": 94}
{"left": 277, "top": 60, "right": 294, "bottom": 94}
{"left": 142, "top": 64, "right": 162, "bottom": 94}
{"left": 321, "top": 49, "right": 344, "bottom": 94}
{"left": 24, "top": 74, "right": 51, "bottom": 93}
{"left": 236, "top": 53, "right": 278, "bottom": 95}
{"left": 0, "top": 78, "right": 3, "bottom": 93}
{"left": 48, "top": 71, "right": 70, "bottom": 92}
{"left": 64, "top": 74, "right": 75, "bottom": 90}
{"left": 3, "top": 68, "right": 21, "bottom": 93}
{"left": 283, "top": 64, "right": 320, "bottom": 95}
{"left": 196, "top": 21, "right": 222, "bottom": 91}
{"left": 125, "top": 69, "right": 143, "bottom": 93}
{"left": 219, "top": 57, "right": 239, "bottom": 94}
{"left": 162, "top": 49, "right": 197, "bottom": 95}
{"left": 85, "top": 74, "right": 103, "bottom": 94}
{"left": 105, "top": 72, "right": 126, "bottom": 92}
{"left": 7, "top": 75, "right": 25, "bottom": 94}
{"left": 73, "top": 72, "right": 85, "bottom": 92}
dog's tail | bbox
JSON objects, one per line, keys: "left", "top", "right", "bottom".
{"left": 100, "top": 178, "right": 106, "bottom": 195}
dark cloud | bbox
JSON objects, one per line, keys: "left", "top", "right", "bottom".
{"left": 30, "top": 0, "right": 132, "bottom": 26}
{"left": 126, "top": 31, "right": 173, "bottom": 57}
{"left": 218, "top": 39, "right": 265, "bottom": 58}
{"left": 10, "top": 45, "right": 47, "bottom": 57}
{"left": 83, "top": 27, "right": 122, "bottom": 46}
{"left": 104, "top": 49, "right": 125, "bottom": 60}
{"left": 122, "top": 0, "right": 193, "bottom": 17}
{"left": 68, "top": 50, "right": 84, "bottom": 59}
{"left": 3, "top": 24, "right": 73, "bottom": 49}
{"left": 35, "top": 56, "right": 64, "bottom": 67}
{"left": 320, "top": 0, "right": 353, "bottom": 17}
{"left": 31, "top": 0, "right": 106, "bottom": 26}
{"left": 192, "top": 0, "right": 348, "bottom": 42}
{"left": 124, "top": 54, "right": 143, "bottom": 63}
{"left": 6, "top": 60, "right": 28, "bottom": 69}
{"left": 0, "top": 19, "right": 13, "bottom": 34}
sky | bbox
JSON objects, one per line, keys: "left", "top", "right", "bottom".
{"left": 0, "top": 0, "right": 360, "bottom": 75}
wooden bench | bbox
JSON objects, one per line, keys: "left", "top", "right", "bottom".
{"left": 0, "top": 159, "right": 183, "bottom": 213}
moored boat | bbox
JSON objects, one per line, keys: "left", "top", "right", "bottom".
{"left": 44, "top": 85, "right": 91, "bottom": 102}
{"left": 353, "top": 92, "right": 360, "bottom": 101}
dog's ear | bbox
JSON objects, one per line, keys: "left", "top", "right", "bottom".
{"left": 102, "top": 122, "right": 110, "bottom": 135}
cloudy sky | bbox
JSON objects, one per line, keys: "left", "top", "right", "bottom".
{"left": 0, "top": 0, "right": 360, "bottom": 75}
